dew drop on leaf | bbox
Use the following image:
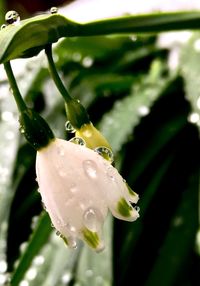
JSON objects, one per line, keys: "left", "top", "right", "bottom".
{"left": 0, "top": 24, "right": 6, "bottom": 30}
{"left": 69, "top": 136, "right": 86, "bottom": 146}
{"left": 50, "top": 7, "right": 58, "bottom": 14}
{"left": 5, "top": 10, "right": 20, "bottom": 24}
{"left": 95, "top": 146, "right": 114, "bottom": 163}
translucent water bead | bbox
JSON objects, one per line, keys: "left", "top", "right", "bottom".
{"left": 1, "top": 24, "right": 6, "bottom": 30}
{"left": 69, "top": 137, "right": 86, "bottom": 146}
{"left": 50, "top": 7, "right": 58, "bottom": 14}
{"left": 65, "top": 121, "right": 76, "bottom": 133}
{"left": 5, "top": 10, "right": 20, "bottom": 24}
{"left": 83, "top": 208, "right": 102, "bottom": 232}
{"left": 95, "top": 146, "right": 114, "bottom": 164}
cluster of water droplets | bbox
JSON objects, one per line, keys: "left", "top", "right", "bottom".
{"left": 65, "top": 120, "right": 114, "bottom": 163}
{"left": 1, "top": 10, "right": 20, "bottom": 30}
{"left": 1, "top": 7, "right": 58, "bottom": 30}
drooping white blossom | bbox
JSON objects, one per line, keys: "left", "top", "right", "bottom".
{"left": 36, "top": 138, "right": 139, "bottom": 252}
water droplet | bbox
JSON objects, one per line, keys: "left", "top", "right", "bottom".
{"left": 95, "top": 146, "right": 114, "bottom": 163}
{"left": 50, "top": 7, "right": 58, "bottom": 14}
{"left": 59, "top": 169, "right": 66, "bottom": 177}
{"left": 65, "top": 121, "right": 75, "bottom": 133}
{"left": 188, "top": 112, "right": 199, "bottom": 124}
{"left": 57, "top": 146, "right": 65, "bottom": 156}
{"left": 5, "top": 10, "right": 20, "bottom": 24}
{"left": 61, "top": 272, "right": 72, "bottom": 284}
{"left": 85, "top": 269, "right": 93, "bottom": 277}
{"left": 19, "top": 280, "right": 29, "bottom": 286}
{"left": 130, "top": 35, "right": 137, "bottom": 41}
{"left": 19, "top": 126, "right": 25, "bottom": 134}
{"left": 138, "top": 105, "right": 149, "bottom": 116}
{"left": 1, "top": 24, "right": 6, "bottom": 30}
{"left": 82, "top": 56, "right": 93, "bottom": 68}
{"left": 69, "top": 183, "right": 77, "bottom": 193}
{"left": 26, "top": 268, "right": 37, "bottom": 281}
{"left": 106, "top": 166, "right": 116, "bottom": 181}
{"left": 0, "top": 260, "right": 7, "bottom": 273}
{"left": 72, "top": 52, "right": 82, "bottom": 62}
{"left": 83, "top": 160, "right": 97, "bottom": 179}
{"left": 66, "top": 236, "right": 77, "bottom": 249}
{"left": 83, "top": 208, "right": 102, "bottom": 232}
{"left": 33, "top": 255, "right": 45, "bottom": 266}
{"left": 66, "top": 223, "right": 76, "bottom": 233}
{"left": 134, "top": 206, "right": 140, "bottom": 212}
{"left": 69, "top": 137, "right": 86, "bottom": 146}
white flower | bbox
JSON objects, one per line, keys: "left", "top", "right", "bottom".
{"left": 36, "top": 138, "right": 139, "bottom": 252}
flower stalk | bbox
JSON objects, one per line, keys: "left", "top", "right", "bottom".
{"left": 4, "top": 61, "right": 54, "bottom": 150}
{"left": 45, "top": 44, "right": 90, "bottom": 129}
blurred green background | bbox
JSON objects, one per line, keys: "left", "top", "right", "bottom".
{"left": 0, "top": 1, "right": 199, "bottom": 286}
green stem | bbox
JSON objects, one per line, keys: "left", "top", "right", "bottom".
{"left": 45, "top": 44, "right": 90, "bottom": 129}
{"left": 45, "top": 44, "right": 72, "bottom": 103}
{"left": 4, "top": 61, "right": 27, "bottom": 112}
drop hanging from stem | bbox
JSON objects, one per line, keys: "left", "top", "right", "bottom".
{"left": 45, "top": 44, "right": 90, "bottom": 130}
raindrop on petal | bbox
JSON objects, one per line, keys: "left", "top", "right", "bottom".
{"left": 83, "top": 160, "right": 98, "bottom": 179}
{"left": 95, "top": 146, "right": 114, "bottom": 163}
{"left": 69, "top": 137, "right": 86, "bottom": 146}
{"left": 50, "top": 7, "right": 58, "bottom": 14}
{"left": 66, "top": 223, "right": 76, "bottom": 233}
{"left": 106, "top": 166, "right": 116, "bottom": 181}
{"left": 65, "top": 121, "right": 75, "bottom": 133}
{"left": 69, "top": 183, "right": 77, "bottom": 193}
{"left": 83, "top": 208, "right": 102, "bottom": 232}
{"left": 58, "top": 169, "right": 66, "bottom": 177}
{"left": 5, "top": 10, "right": 20, "bottom": 24}
{"left": 66, "top": 236, "right": 77, "bottom": 249}
{"left": 57, "top": 146, "right": 65, "bottom": 156}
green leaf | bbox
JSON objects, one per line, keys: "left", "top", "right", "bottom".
{"left": 145, "top": 171, "right": 199, "bottom": 286}
{"left": 2, "top": 11, "right": 200, "bottom": 63}
{"left": 10, "top": 212, "right": 52, "bottom": 286}
{"left": 0, "top": 14, "right": 78, "bottom": 63}
{"left": 0, "top": 86, "right": 19, "bottom": 259}
{"left": 180, "top": 32, "right": 200, "bottom": 128}
{"left": 99, "top": 60, "right": 170, "bottom": 153}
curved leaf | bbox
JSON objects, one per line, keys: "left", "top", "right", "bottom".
{"left": 10, "top": 212, "right": 52, "bottom": 286}
{"left": 1, "top": 12, "right": 200, "bottom": 63}
{"left": 0, "top": 14, "right": 78, "bottom": 63}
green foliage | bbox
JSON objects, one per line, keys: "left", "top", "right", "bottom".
{"left": 2, "top": 11, "right": 200, "bottom": 62}
{"left": 0, "top": 11, "right": 199, "bottom": 286}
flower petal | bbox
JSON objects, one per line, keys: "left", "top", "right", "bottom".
{"left": 36, "top": 138, "right": 139, "bottom": 250}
